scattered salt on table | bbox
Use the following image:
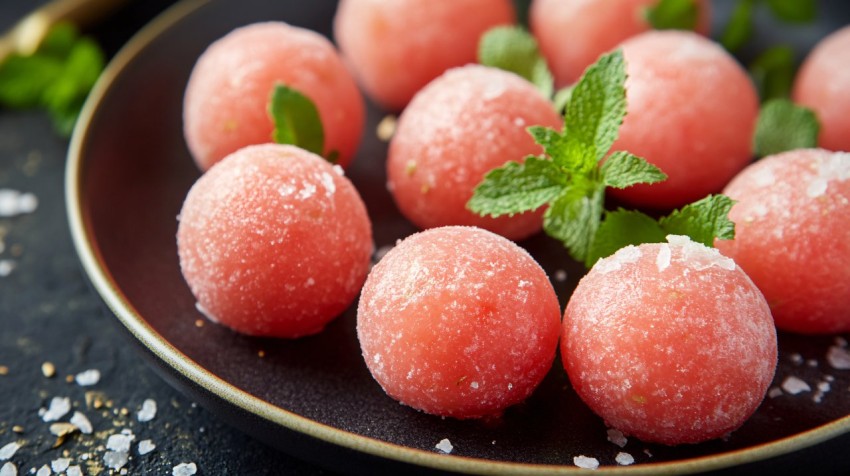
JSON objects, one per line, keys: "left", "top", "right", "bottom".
{"left": 573, "top": 455, "right": 599, "bottom": 470}
{"left": 137, "top": 399, "right": 157, "bottom": 422}
{"left": 0, "top": 442, "right": 20, "bottom": 460}
{"left": 41, "top": 397, "right": 70, "bottom": 422}
{"left": 172, "top": 462, "right": 197, "bottom": 476}
{"left": 50, "top": 459, "right": 70, "bottom": 473}
{"left": 827, "top": 345, "right": 850, "bottom": 370}
{"left": 781, "top": 376, "right": 811, "bottom": 395}
{"left": 768, "top": 387, "right": 783, "bottom": 398}
{"left": 606, "top": 429, "right": 627, "bottom": 448}
{"left": 0, "top": 462, "right": 16, "bottom": 476}
{"left": 65, "top": 466, "right": 82, "bottom": 476}
{"left": 0, "top": 190, "right": 38, "bottom": 217}
{"left": 435, "top": 438, "right": 453, "bottom": 454}
{"left": 615, "top": 452, "right": 635, "bottom": 466}
{"left": 138, "top": 439, "right": 156, "bottom": 455}
{"left": 103, "top": 451, "right": 129, "bottom": 471}
{"left": 74, "top": 369, "right": 100, "bottom": 387}
{"left": 107, "top": 433, "right": 133, "bottom": 453}
{"left": 0, "top": 260, "right": 14, "bottom": 277}
{"left": 70, "top": 412, "right": 92, "bottom": 434}
{"left": 35, "top": 465, "right": 50, "bottom": 476}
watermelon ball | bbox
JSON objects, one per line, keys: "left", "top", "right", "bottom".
{"left": 333, "top": 0, "right": 515, "bottom": 111}
{"left": 793, "top": 26, "right": 850, "bottom": 152}
{"left": 562, "top": 236, "right": 777, "bottom": 445}
{"left": 177, "top": 144, "right": 373, "bottom": 338}
{"left": 605, "top": 31, "right": 759, "bottom": 210}
{"left": 716, "top": 149, "right": 850, "bottom": 334}
{"left": 386, "top": 65, "right": 562, "bottom": 241}
{"left": 357, "top": 226, "right": 561, "bottom": 419}
{"left": 530, "top": 0, "right": 712, "bottom": 87}
{"left": 183, "top": 22, "right": 364, "bottom": 171}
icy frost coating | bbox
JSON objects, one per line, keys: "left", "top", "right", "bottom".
{"left": 177, "top": 144, "right": 373, "bottom": 338}
{"left": 358, "top": 226, "right": 561, "bottom": 419}
{"left": 716, "top": 149, "right": 850, "bottom": 333}
{"left": 562, "top": 236, "right": 777, "bottom": 445}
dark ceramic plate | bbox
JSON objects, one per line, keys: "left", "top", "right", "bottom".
{"left": 67, "top": 0, "right": 850, "bottom": 474}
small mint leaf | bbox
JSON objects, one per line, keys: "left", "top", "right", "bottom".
{"left": 563, "top": 49, "right": 627, "bottom": 168}
{"left": 542, "top": 179, "right": 605, "bottom": 262}
{"left": 658, "top": 194, "right": 736, "bottom": 246}
{"left": 644, "top": 0, "right": 700, "bottom": 31}
{"left": 749, "top": 46, "right": 796, "bottom": 102}
{"left": 38, "top": 23, "right": 79, "bottom": 58}
{"left": 586, "top": 208, "right": 666, "bottom": 267}
{"left": 753, "top": 98, "right": 820, "bottom": 158}
{"left": 601, "top": 150, "right": 667, "bottom": 189}
{"left": 765, "top": 0, "right": 816, "bottom": 23}
{"left": 528, "top": 125, "right": 567, "bottom": 161}
{"left": 468, "top": 157, "right": 566, "bottom": 217}
{"left": 269, "top": 84, "right": 325, "bottom": 157}
{"left": 0, "top": 54, "right": 64, "bottom": 108}
{"left": 721, "top": 0, "right": 755, "bottom": 52}
{"left": 478, "top": 26, "right": 554, "bottom": 98}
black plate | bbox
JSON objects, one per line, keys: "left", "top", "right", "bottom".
{"left": 67, "top": 0, "right": 850, "bottom": 474}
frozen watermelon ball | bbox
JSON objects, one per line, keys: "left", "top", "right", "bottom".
{"left": 607, "top": 30, "right": 759, "bottom": 210}
{"left": 387, "top": 65, "right": 562, "bottom": 241}
{"left": 530, "top": 0, "right": 711, "bottom": 87}
{"left": 562, "top": 236, "right": 777, "bottom": 445}
{"left": 793, "top": 25, "right": 850, "bottom": 152}
{"left": 177, "top": 144, "right": 373, "bottom": 338}
{"left": 357, "top": 226, "right": 561, "bottom": 419}
{"left": 716, "top": 149, "right": 850, "bottom": 334}
{"left": 333, "top": 0, "right": 514, "bottom": 111}
{"left": 183, "top": 22, "right": 364, "bottom": 171}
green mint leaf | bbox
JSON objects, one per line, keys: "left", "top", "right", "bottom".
{"left": 552, "top": 85, "right": 573, "bottom": 115}
{"left": 0, "top": 54, "right": 64, "bottom": 108}
{"left": 478, "top": 26, "right": 553, "bottom": 98}
{"left": 563, "top": 50, "right": 627, "bottom": 167}
{"left": 749, "top": 46, "right": 796, "bottom": 102}
{"left": 586, "top": 208, "right": 667, "bottom": 267}
{"left": 269, "top": 84, "right": 325, "bottom": 157}
{"left": 38, "top": 23, "right": 79, "bottom": 58}
{"left": 658, "top": 194, "right": 736, "bottom": 246}
{"left": 543, "top": 179, "right": 605, "bottom": 262}
{"left": 42, "top": 37, "right": 104, "bottom": 136}
{"left": 644, "top": 0, "right": 700, "bottom": 31}
{"left": 601, "top": 150, "right": 667, "bottom": 189}
{"left": 721, "top": 0, "right": 755, "bottom": 52}
{"left": 528, "top": 125, "right": 567, "bottom": 161}
{"left": 765, "top": 0, "right": 816, "bottom": 23}
{"left": 468, "top": 157, "right": 566, "bottom": 217}
{"left": 753, "top": 98, "right": 820, "bottom": 157}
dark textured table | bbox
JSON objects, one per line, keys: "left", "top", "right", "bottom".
{"left": 1, "top": 1, "right": 849, "bottom": 475}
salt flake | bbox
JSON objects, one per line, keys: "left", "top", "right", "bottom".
{"left": 103, "top": 451, "right": 128, "bottom": 470}
{"left": 781, "top": 376, "right": 811, "bottom": 395}
{"left": 172, "top": 463, "right": 197, "bottom": 476}
{"left": 66, "top": 466, "right": 82, "bottom": 476}
{"left": 0, "top": 190, "right": 38, "bottom": 217}
{"left": 41, "top": 397, "right": 71, "bottom": 422}
{"left": 827, "top": 345, "right": 850, "bottom": 370}
{"left": 137, "top": 399, "right": 157, "bottom": 422}
{"left": 435, "top": 438, "right": 453, "bottom": 454}
{"left": 138, "top": 439, "right": 156, "bottom": 455}
{"left": 573, "top": 455, "right": 599, "bottom": 470}
{"left": 0, "top": 442, "right": 20, "bottom": 460}
{"left": 50, "top": 459, "right": 70, "bottom": 473}
{"left": 0, "top": 260, "right": 15, "bottom": 277}
{"left": 70, "top": 412, "right": 93, "bottom": 434}
{"left": 0, "top": 462, "right": 16, "bottom": 476}
{"left": 606, "top": 428, "right": 627, "bottom": 448}
{"left": 106, "top": 434, "right": 133, "bottom": 453}
{"left": 35, "top": 465, "right": 50, "bottom": 476}
{"left": 75, "top": 369, "right": 100, "bottom": 387}
{"left": 615, "top": 452, "right": 635, "bottom": 466}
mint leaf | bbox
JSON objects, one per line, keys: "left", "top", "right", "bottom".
{"left": 563, "top": 50, "right": 627, "bottom": 166}
{"left": 586, "top": 209, "right": 666, "bottom": 267}
{"left": 721, "top": 0, "right": 755, "bottom": 52}
{"left": 478, "top": 26, "right": 553, "bottom": 98}
{"left": 0, "top": 54, "right": 64, "bottom": 108}
{"left": 658, "top": 194, "right": 736, "bottom": 246}
{"left": 601, "top": 151, "right": 667, "bottom": 189}
{"left": 269, "top": 84, "right": 325, "bottom": 157}
{"left": 753, "top": 98, "right": 820, "bottom": 157}
{"left": 43, "top": 37, "right": 105, "bottom": 136}
{"left": 468, "top": 157, "right": 566, "bottom": 217}
{"left": 765, "top": 0, "right": 816, "bottom": 23}
{"left": 644, "top": 0, "right": 700, "bottom": 31}
{"left": 749, "top": 46, "right": 796, "bottom": 102}
{"left": 543, "top": 180, "right": 605, "bottom": 262}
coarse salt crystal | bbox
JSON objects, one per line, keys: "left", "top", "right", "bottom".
{"left": 768, "top": 387, "right": 783, "bottom": 398}
{"left": 573, "top": 455, "right": 599, "bottom": 470}
{"left": 50, "top": 459, "right": 70, "bottom": 473}
{"left": 0, "top": 190, "right": 38, "bottom": 217}
{"left": 0, "top": 442, "right": 20, "bottom": 460}
{"left": 781, "top": 376, "right": 811, "bottom": 395}
{"left": 103, "top": 451, "right": 128, "bottom": 470}
{"left": 41, "top": 397, "right": 71, "bottom": 422}
{"left": 0, "top": 260, "right": 15, "bottom": 277}
{"left": 435, "top": 438, "right": 453, "bottom": 454}
{"left": 137, "top": 399, "right": 157, "bottom": 422}
{"left": 790, "top": 353, "right": 804, "bottom": 365}
{"left": 172, "top": 462, "right": 197, "bottom": 476}
{"left": 606, "top": 428, "right": 627, "bottom": 448}
{"left": 553, "top": 269, "right": 567, "bottom": 282}
{"left": 656, "top": 244, "right": 671, "bottom": 272}
{"left": 138, "top": 439, "right": 156, "bottom": 455}
{"left": 107, "top": 434, "right": 133, "bottom": 453}
{"left": 35, "top": 465, "right": 50, "bottom": 476}
{"left": 615, "top": 452, "right": 635, "bottom": 466}
{"left": 827, "top": 345, "right": 850, "bottom": 370}
{"left": 70, "top": 412, "right": 93, "bottom": 434}
{"left": 75, "top": 369, "right": 100, "bottom": 386}
{"left": 0, "top": 462, "right": 16, "bottom": 476}
{"left": 65, "top": 467, "right": 82, "bottom": 476}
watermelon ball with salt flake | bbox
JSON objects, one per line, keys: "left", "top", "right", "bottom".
{"left": 357, "top": 226, "right": 561, "bottom": 419}
{"left": 716, "top": 149, "right": 850, "bottom": 334}
{"left": 387, "top": 65, "right": 562, "bottom": 241}
{"left": 183, "top": 21, "right": 364, "bottom": 171}
{"left": 177, "top": 144, "right": 373, "bottom": 338}
{"left": 562, "top": 236, "right": 777, "bottom": 445}
{"left": 333, "top": 0, "right": 515, "bottom": 111}
{"left": 607, "top": 30, "right": 759, "bottom": 210}
{"left": 793, "top": 25, "right": 850, "bottom": 152}
{"left": 530, "top": 0, "right": 712, "bottom": 87}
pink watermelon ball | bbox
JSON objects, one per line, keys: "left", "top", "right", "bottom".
{"left": 177, "top": 144, "right": 373, "bottom": 338}
{"left": 563, "top": 236, "right": 777, "bottom": 445}
{"left": 387, "top": 65, "right": 562, "bottom": 241}
{"left": 183, "top": 22, "right": 364, "bottom": 171}
{"left": 607, "top": 31, "right": 759, "bottom": 209}
{"left": 333, "top": 0, "right": 515, "bottom": 111}
{"left": 358, "top": 226, "right": 561, "bottom": 419}
{"left": 716, "top": 149, "right": 850, "bottom": 334}
{"left": 530, "top": 0, "right": 712, "bottom": 87}
{"left": 793, "top": 26, "right": 850, "bottom": 152}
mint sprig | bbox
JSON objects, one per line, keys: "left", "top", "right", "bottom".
{"left": 268, "top": 84, "right": 338, "bottom": 163}
{"left": 753, "top": 98, "right": 820, "bottom": 158}
{"left": 477, "top": 26, "right": 553, "bottom": 99}
{"left": 644, "top": 0, "right": 701, "bottom": 31}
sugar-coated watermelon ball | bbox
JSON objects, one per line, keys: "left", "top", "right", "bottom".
{"left": 183, "top": 22, "right": 364, "bottom": 171}
{"left": 530, "top": 0, "right": 712, "bottom": 87}
{"left": 562, "top": 236, "right": 777, "bottom": 445}
{"left": 607, "top": 30, "right": 759, "bottom": 210}
{"left": 716, "top": 149, "right": 850, "bottom": 334}
{"left": 333, "top": 0, "right": 515, "bottom": 111}
{"left": 177, "top": 144, "right": 373, "bottom": 338}
{"left": 387, "top": 65, "right": 562, "bottom": 241}
{"left": 793, "top": 26, "right": 850, "bottom": 152}
{"left": 358, "top": 226, "right": 561, "bottom": 419}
